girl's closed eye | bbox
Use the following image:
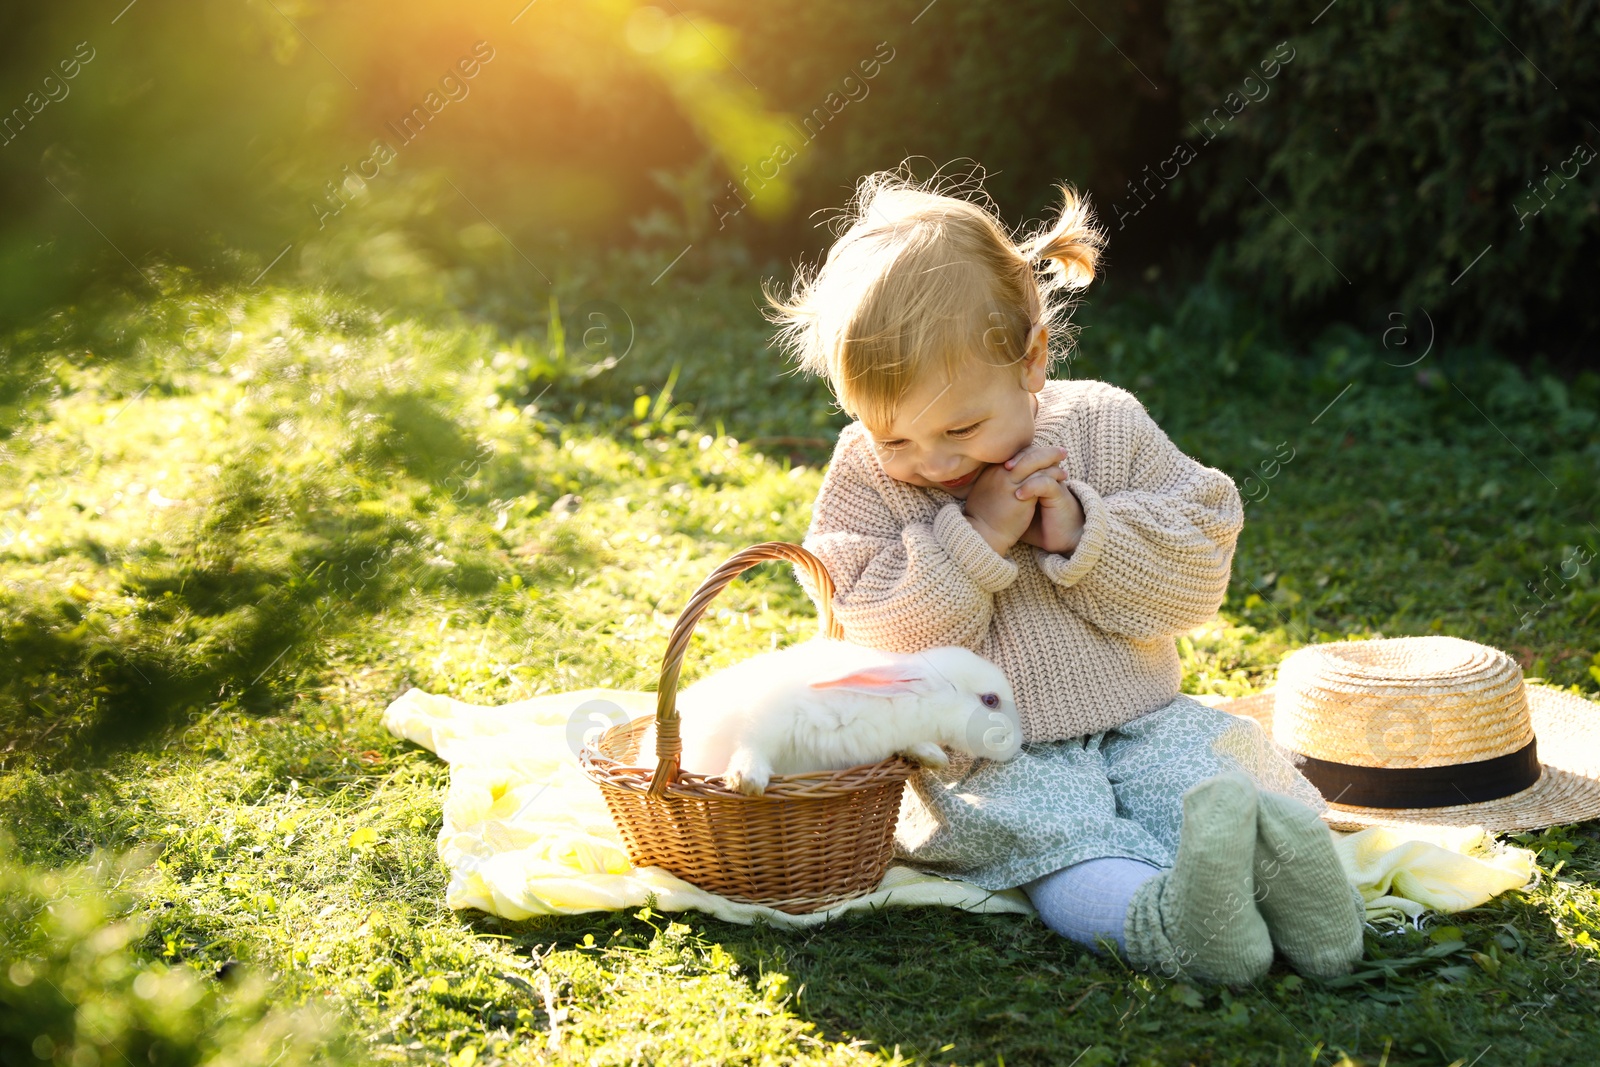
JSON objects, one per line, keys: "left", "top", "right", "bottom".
{"left": 875, "top": 422, "right": 981, "bottom": 451}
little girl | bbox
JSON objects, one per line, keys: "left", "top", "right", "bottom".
{"left": 764, "top": 168, "right": 1366, "bottom": 984}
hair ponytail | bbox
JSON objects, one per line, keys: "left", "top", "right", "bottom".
{"left": 1022, "top": 183, "right": 1106, "bottom": 291}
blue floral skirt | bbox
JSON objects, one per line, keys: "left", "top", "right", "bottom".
{"left": 893, "top": 694, "right": 1329, "bottom": 891}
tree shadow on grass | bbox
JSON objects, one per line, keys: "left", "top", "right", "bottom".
{"left": 2, "top": 463, "right": 443, "bottom": 768}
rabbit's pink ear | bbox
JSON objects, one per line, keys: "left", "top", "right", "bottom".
{"left": 808, "top": 664, "right": 939, "bottom": 698}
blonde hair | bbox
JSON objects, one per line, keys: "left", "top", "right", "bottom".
{"left": 764, "top": 165, "right": 1106, "bottom": 429}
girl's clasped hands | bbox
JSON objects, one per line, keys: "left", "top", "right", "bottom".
{"left": 962, "top": 444, "right": 1084, "bottom": 556}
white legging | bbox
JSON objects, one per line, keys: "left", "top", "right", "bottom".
{"left": 1020, "top": 856, "right": 1165, "bottom": 955}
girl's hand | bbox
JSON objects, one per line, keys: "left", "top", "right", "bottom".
{"left": 1015, "top": 471, "right": 1085, "bottom": 554}
{"left": 962, "top": 444, "right": 1070, "bottom": 555}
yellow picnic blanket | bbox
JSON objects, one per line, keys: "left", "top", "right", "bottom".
{"left": 1334, "top": 824, "right": 1538, "bottom": 923}
{"left": 382, "top": 687, "right": 1537, "bottom": 929}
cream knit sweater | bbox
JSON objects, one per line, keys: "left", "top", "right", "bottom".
{"left": 794, "top": 378, "right": 1244, "bottom": 743}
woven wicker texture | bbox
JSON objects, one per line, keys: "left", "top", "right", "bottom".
{"left": 1216, "top": 668, "right": 1600, "bottom": 831}
{"left": 1274, "top": 636, "right": 1535, "bottom": 769}
{"left": 577, "top": 542, "right": 920, "bottom": 914}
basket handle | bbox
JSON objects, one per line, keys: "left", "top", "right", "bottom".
{"left": 646, "top": 542, "right": 843, "bottom": 796}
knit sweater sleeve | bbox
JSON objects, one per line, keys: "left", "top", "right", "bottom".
{"left": 1034, "top": 391, "right": 1243, "bottom": 640}
{"left": 795, "top": 430, "right": 1018, "bottom": 652}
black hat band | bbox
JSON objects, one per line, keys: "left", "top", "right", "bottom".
{"left": 1293, "top": 738, "right": 1541, "bottom": 809}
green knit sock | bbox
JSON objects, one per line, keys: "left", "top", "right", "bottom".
{"left": 1123, "top": 772, "right": 1274, "bottom": 985}
{"left": 1252, "top": 790, "right": 1366, "bottom": 979}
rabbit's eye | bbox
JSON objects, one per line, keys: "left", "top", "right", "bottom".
{"left": 980, "top": 693, "right": 1000, "bottom": 708}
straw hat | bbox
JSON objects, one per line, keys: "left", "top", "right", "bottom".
{"left": 1216, "top": 636, "right": 1600, "bottom": 832}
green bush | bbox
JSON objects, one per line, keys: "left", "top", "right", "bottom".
{"left": 3, "top": 1, "right": 1593, "bottom": 356}
{"left": 697, "top": 0, "right": 1173, "bottom": 241}
{"left": 0, "top": 0, "right": 1181, "bottom": 330}
{"left": 0, "top": 837, "right": 354, "bottom": 1067}
{"left": 1165, "top": 0, "right": 1600, "bottom": 347}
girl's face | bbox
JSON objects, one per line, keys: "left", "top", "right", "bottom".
{"left": 860, "top": 328, "right": 1049, "bottom": 499}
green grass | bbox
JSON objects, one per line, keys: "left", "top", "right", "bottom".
{"left": 3, "top": 265, "right": 1600, "bottom": 1065}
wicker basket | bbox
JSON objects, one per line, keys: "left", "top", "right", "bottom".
{"left": 577, "top": 542, "right": 919, "bottom": 914}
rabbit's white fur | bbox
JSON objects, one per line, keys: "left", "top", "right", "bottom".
{"left": 634, "top": 637, "right": 1023, "bottom": 796}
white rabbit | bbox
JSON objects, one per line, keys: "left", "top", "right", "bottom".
{"left": 633, "top": 637, "right": 1024, "bottom": 796}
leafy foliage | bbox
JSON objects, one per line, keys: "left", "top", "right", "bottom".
{"left": 0, "top": 836, "right": 352, "bottom": 1067}
{"left": 1166, "top": 0, "right": 1600, "bottom": 347}
{"left": 5, "top": 1, "right": 1592, "bottom": 355}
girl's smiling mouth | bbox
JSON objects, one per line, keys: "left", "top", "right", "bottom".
{"left": 939, "top": 468, "right": 979, "bottom": 489}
